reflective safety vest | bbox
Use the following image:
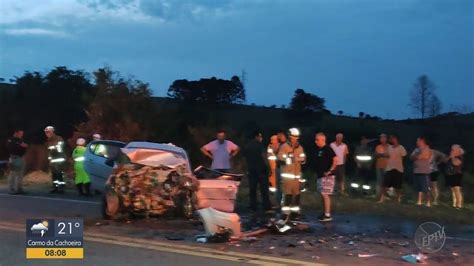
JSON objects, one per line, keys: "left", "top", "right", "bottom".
{"left": 46, "top": 135, "right": 66, "bottom": 164}
{"left": 277, "top": 142, "right": 306, "bottom": 180}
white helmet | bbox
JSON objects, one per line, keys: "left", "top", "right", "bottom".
{"left": 76, "top": 138, "right": 86, "bottom": 146}
{"left": 92, "top": 133, "right": 101, "bottom": 140}
{"left": 288, "top": 128, "right": 300, "bottom": 138}
{"left": 44, "top": 126, "right": 55, "bottom": 132}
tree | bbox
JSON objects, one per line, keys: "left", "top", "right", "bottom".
{"left": 75, "top": 67, "right": 154, "bottom": 142}
{"left": 409, "top": 75, "right": 441, "bottom": 119}
{"left": 358, "top": 112, "right": 365, "bottom": 118}
{"left": 10, "top": 67, "right": 94, "bottom": 138}
{"left": 289, "top": 89, "right": 326, "bottom": 112}
{"left": 167, "top": 76, "right": 245, "bottom": 104}
{"left": 337, "top": 110, "right": 343, "bottom": 115}
{"left": 428, "top": 94, "right": 442, "bottom": 117}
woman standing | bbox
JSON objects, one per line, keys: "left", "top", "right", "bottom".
{"left": 410, "top": 137, "right": 432, "bottom": 207}
{"left": 445, "top": 145, "right": 464, "bottom": 209}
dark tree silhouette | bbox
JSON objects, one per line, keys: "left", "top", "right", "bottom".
{"left": 359, "top": 112, "right": 365, "bottom": 118}
{"left": 409, "top": 75, "right": 441, "bottom": 119}
{"left": 289, "top": 89, "right": 326, "bottom": 112}
{"left": 428, "top": 94, "right": 442, "bottom": 117}
{"left": 167, "top": 76, "right": 245, "bottom": 104}
{"left": 9, "top": 67, "right": 94, "bottom": 140}
{"left": 75, "top": 67, "right": 154, "bottom": 142}
{"left": 338, "top": 110, "right": 343, "bottom": 115}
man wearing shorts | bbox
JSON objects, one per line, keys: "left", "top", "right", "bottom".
{"left": 378, "top": 134, "right": 406, "bottom": 203}
{"left": 314, "top": 133, "right": 338, "bottom": 222}
{"left": 330, "top": 133, "right": 349, "bottom": 196}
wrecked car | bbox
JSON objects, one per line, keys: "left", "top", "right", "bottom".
{"left": 84, "top": 141, "right": 242, "bottom": 225}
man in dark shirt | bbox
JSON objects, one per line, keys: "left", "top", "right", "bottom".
{"left": 314, "top": 132, "right": 337, "bottom": 222}
{"left": 244, "top": 131, "right": 271, "bottom": 212}
{"left": 6, "top": 129, "right": 28, "bottom": 194}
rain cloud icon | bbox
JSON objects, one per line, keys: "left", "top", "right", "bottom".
{"left": 31, "top": 221, "right": 49, "bottom": 237}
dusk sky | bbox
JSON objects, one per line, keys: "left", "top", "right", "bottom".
{"left": 1, "top": 0, "right": 472, "bottom": 118}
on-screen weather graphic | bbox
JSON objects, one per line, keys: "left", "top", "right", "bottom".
{"left": 30, "top": 220, "right": 49, "bottom": 237}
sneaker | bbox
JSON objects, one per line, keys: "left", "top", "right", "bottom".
{"left": 318, "top": 214, "right": 333, "bottom": 222}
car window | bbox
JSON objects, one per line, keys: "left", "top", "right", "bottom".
{"left": 90, "top": 143, "right": 122, "bottom": 160}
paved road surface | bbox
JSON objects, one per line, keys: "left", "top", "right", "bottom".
{"left": 0, "top": 192, "right": 319, "bottom": 266}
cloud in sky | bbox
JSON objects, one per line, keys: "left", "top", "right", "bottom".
{"left": 4, "top": 28, "right": 70, "bottom": 38}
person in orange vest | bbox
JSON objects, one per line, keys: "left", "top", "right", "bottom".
{"left": 267, "top": 135, "right": 279, "bottom": 193}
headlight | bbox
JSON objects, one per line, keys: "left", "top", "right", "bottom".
{"left": 351, "top": 183, "right": 360, "bottom": 188}
{"left": 362, "top": 185, "right": 371, "bottom": 190}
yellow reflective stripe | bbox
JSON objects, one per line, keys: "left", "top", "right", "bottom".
{"left": 281, "top": 173, "right": 295, "bottom": 178}
{"left": 268, "top": 156, "right": 277, "bottom": 160}
{"left": 356, "top": 155, "right": 372, "bottom": 161}
{"left": 299, "top": 153, "right": 306, "bottom": 157}
{"left": 50, "top": 158, "right": 65, "bottom": 163}
{"left": 267, "top": 148, "right": 273, "bottom": 153}
{"left": 74, "top": 156, "right": 85, "bottom": 162}
{"left": 269, "top": 187, "right": 277, "bottom": 192}
{"left": 48, "top": 146, "right": 56, "bottom": 150}
{"left": 290, "top": 206, "right": 300, "bottom": 212}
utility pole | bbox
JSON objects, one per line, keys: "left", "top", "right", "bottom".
{"left": 240, "top": 69, "right": 247, "bottom": 89}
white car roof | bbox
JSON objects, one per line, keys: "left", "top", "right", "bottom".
{"left": 125, "top": 142, "right": 187, "bottom": 154}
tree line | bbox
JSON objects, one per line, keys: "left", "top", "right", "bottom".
{"left": 1, "top": 65, "right": 450, "bottom": 148}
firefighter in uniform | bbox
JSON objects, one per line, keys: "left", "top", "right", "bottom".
{"left": 267, "top": 135, "right": 279, "bottom": 193}
{"left": 44, "top": 126, "right": 67, "bottom": 193}
{"left": 277, "top": 128, "right": 306, "bottom": 220}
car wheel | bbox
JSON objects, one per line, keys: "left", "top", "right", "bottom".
{"left": 102, "top": 190, "right": 120, "bottom": 220}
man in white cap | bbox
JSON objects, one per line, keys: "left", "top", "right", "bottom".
{"left": 92, "top": 133, "right": 101, "bottom": 141}
{"left": 44, "top": 126, "right": 66, "bottom": 193}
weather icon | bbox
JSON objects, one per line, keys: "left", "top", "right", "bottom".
{"left": 30, "top": 220, "right": 49, "bottom": 237}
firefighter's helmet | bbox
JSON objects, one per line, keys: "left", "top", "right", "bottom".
{"left": 44, "top": 126, "right": 55, "bottom": 132}
{"left": 288, "top": 128, "right": 300, "bottom": 138}
{"left": 92, "top": 133, "right": 102, "bottom": 140}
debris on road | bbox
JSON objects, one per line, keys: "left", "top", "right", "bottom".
{"left": 358, "top": 253, "right": 378, "bottom": 258}
{"left": 401, "top": 253, "right": 428, "bottom": 264}
{"left": 241, "top": 237, "right": 257, "bottom": 242}
{"left": 165, "top": 235, "right": 185, "bottom": 241}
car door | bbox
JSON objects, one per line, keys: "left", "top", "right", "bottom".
{"left": 84, "top": 140, "right": 126, "bottom": 192}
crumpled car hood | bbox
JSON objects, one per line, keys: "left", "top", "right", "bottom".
{"left": 121, "top": 148, "right": 189, "bottom": 171}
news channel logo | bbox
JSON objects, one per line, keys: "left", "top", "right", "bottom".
{"left": 414, "top": 222, "right": 446, "bottom": 253}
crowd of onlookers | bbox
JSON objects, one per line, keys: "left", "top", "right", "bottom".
{"left": 6, "top": 126, "right": 467, "bottom": 222}
{"left": 201, "top": 129, "right": 466, "bottom": 222}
